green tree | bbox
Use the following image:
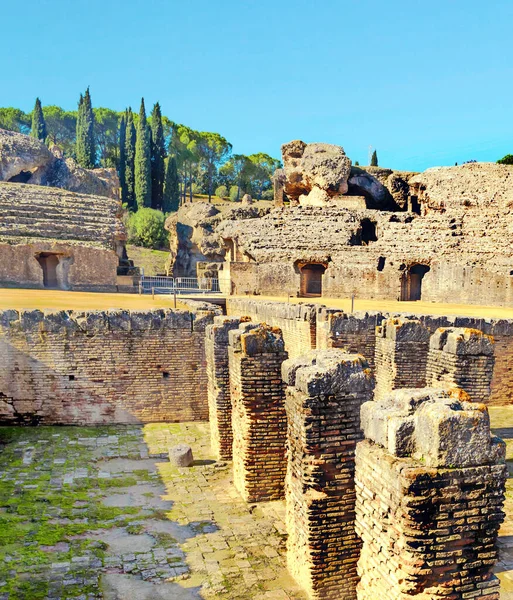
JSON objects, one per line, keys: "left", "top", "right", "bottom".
{"left": 127, "top": 207, "right": 167, "bottom": 248}
{"left": 75, "top": 88, "right": 96, "bottom": 168}
{"left": 163, "top": 156, "right": 180, "bottom": 212}
{"left": 215, "top": 185, "right": 228, "bottom": 198}
{"left": 197, "top": 132, "right": 232, "bottom": 201}
{"left": 124, "top": 108, "right": 137, "bottom": 210}
{"left": 247, "top": 153, "right": 280, "bottom": 198}
{"left": 173, "top": 125, "right": 199, "bottom": 204}
{"left": 0, "top": 108, "right": 30, "bottom": 133}
{"left": 118, "top": 114, "right": 127, "bottom": 204}
{"left": 43, "top": 106, "right": 76, "bottom": 154}
{"left": 497, "top": 154, "right": 513, "bottom": 165}
{"left": 30, "top": 98, "right": 47, "bottom": 141}
{"left": 370, "top": 150, "right": 378, "bottom": 167}
{"left": 135, "top": 99, "right": 152, "bottom": 209}
{"left": 94, "top": 107, "right": 121, "bottom": 167}
{"left": 150, "top": 102, "right": 166, "bottom": 210}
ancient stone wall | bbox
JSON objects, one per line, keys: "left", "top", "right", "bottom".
{"left": 205, "top": 315, "right": 249, "bottom": 460}
{"left": 427, "top": 327, "right": 495, "bottom": 403}
{"left": 282, "top": 350, "right": 374, "bottom": 599}
{"left": 227, "top": 299, "right": 317, "bottom": 359}
{"left": 0, "top": 308, "right": 215, "bottom": 424}
{"left": 228, "top": 323, "right": 288, "bottom": 502}
{"left": 357, "top": 389, "right": 506, "bottom": 600}
{"left": 374, "top": 318, "right": 430, "bottom": 399}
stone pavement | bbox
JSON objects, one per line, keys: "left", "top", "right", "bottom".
{"left": 0, "top": 422, "right": 306, "bottom": 600}
{"left": 0, "top": 412, "right": 511, "bottom": 599}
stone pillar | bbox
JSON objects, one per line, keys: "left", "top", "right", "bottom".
{"left": 427, "top": 327, "right": 495, "bottom": 403}
{"left": 282, "top": 349, "right": 374, "bottom": 600}
{"left": 272, "top": 168, "right": 286, "bottom": 207}
{"left": 228, "top": 323, "right": 288, "bottom": 502}
{"left": 356, "top": 388, "right": 506, "bottom": 600}
{"left": 205, "top": 315, "right": 251, "bottom": 460}
{"left": 374, "top": 317, "right": 430, "bottom": 399}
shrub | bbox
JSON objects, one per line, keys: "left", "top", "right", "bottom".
{"left": 497, "top": 154, "right": 513, "bottom": 165}
{"left": 127, "top": 208, "right": 167, "bottom": 249}
{"left": 215, "top": 185, "right": 228, "bottom": 198}
{"left": 229, "top": 185, "right": 240, "bottom": 202}
{"left": 261, "top": 188, "right": 274, "bottom": 200}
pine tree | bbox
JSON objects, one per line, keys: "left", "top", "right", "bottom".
{"left": 30, "top": 98, "right": 47, "bottom": 141}
{"left": 124, "top": 108, "right": 137, "bottom": 210}
{"left": 150, "top": 102, "right": 166, "bottom": 210}
{"left": 118, "top": 114, "right": 127, "bottom": 204}
{"left": 370, "top": 150, "right": 378, "bottom": 167}
{"left": 135, "top": 98, "right": 152, "bottom": 209}
{"left": 76, "top": 88, "right": 96, "bottom": 168}
{"left": 163, "top": 156, "right": 180, "bottom": 213}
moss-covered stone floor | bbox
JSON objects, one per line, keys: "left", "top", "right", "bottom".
{"left": 0, "top": 411, "right": 512, "bottom": 599}
{"left": 0, "top": 423, "right": 307, "bottom": 600}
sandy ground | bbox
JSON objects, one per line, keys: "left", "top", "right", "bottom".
{"left": 0, "top": 289, "right": 186, "bottom": 311}
{"left": 240, "top": 294, "right": 513, "bottom": 320}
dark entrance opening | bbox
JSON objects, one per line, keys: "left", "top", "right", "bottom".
{"left": 361, "top": 219, "right": 377, "bottom": 244}
{"left": 400, "top": 264, "right": 430, "bottom": 301}
{"left": 8, "top": 170, "right": 32, "bottom": 184}
{"left": 36, "top": 253, "right": 60, "bottom": 288}
{"left": 410, "top": 195, "right": 421, "bottom": 215}
{"left": 300, "top": 264, "right": 326, "bottom": 297}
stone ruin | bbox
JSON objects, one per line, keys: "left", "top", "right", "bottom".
{"left": 204, "top": 314, "right": 507, "bottom": 600}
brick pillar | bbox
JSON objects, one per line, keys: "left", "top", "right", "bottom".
{"left": 427, "top": 327, "right": 495, "bottom": 403}
{"left": 206, "top": 315, "right": 251, "bottom": 460}
{"left": 282, "top": 349, "right": 374, "bottom": 600}
{"left": 374, "top": 317, "right": 429, "bottom": 399}
{"left": 228, "top": 323, "right": 288, "bottom": 502}
{"left": 356, "top": 388, "right": 506, "bottom": 600}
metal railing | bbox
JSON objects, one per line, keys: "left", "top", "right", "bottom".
{"left": 139, "top": 276, "right": 220, "bottom": 295}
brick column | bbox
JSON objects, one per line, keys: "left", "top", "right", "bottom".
{"left": 282, "top": 349, "right": 374, "bottom": 600}
{"left": 356, "top": 388, "right": 506, "bottom": 600}
{"left": 228, "top": 323, "right": 288, "bottom": 502}
{"left": 205, "top": 315, "right": 251, "bottom": 460}
{"left": 427, "top": 327, "right": 495, "bottom": 403}
{"left": 374, "top": 317, "right": 430, "bottom": 399}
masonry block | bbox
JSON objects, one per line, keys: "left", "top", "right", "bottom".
{"left": 282, "top": 349, "right": 374, "bottom": 600}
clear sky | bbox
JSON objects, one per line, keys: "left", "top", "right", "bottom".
{"left": 2, "top": 0, "right": 512, "bottom": 171}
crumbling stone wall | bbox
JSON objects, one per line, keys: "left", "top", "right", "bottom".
{"left": 0, "top": 308, "right": 214, "bottom": 424}
{"left": 205, "top": 315, "right": 249, "bottom": 460}
{"left": 227, "top": 299, "right": 317, "bottom": 359}
{"left": 374, "top": 318, "right": 430, "bottom": 399}
{"left": 316, "top": 308, "right": 383, "bottom": 368}
{"left": 356, "top": 388, "right": 506, "bottom": 600}
{"left": 282, "top": 350, "right": 374, "bottom": 599}
{"left": 228, "top": 323, "right": 288, "bottom": 502}
{"left": 427, "top": 327, "right": 495, "bottom": 403}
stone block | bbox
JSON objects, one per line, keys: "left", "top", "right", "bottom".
{"left": 169, "top": 444, "right": 194, "bottom": 467}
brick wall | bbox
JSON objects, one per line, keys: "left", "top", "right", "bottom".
{"left": 227, "top": 299, "right": 317, "bottom": 359}
{"left": 427, "top": 327, "right": 495, "bottom": 403}
{"left": 282, "top": 350, "right": 374, "bottom": 599}
{"left": 228, "top": 323, "right": 288, "bottom": 502}
{"left": 0, "top": 308, "right": 215, "bottom": 425}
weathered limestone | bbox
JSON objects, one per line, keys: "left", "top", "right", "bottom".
{"left": 169, "top": 444, "right": 194, "bottom": 467}
{"left": 272, "top": 168, "right": 286, "bottom": 206}
{"left": 205, "top": 315, "right": 251, "bottom": 460}
{"left": 427, "top": 327, "right": 495, "bottom": 403}
{"left": 356, "top": 388, "right": 506, "bottom": 600}
{"left": 282, "top": 349, "right": 374, "bottom": 600}
{"left": 374, "top": 317, "right": 430, "bottom": 399}
{"left": 228, "top": 323, "right": 288, "bottom": 502}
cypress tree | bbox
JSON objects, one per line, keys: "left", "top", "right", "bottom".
{"left": 135, "top": 98, "right": 152, "bottom": 209}
{"left": 76, "top": 88, "right": 96, "bottom": 168}
{"left": 370, "top": 150, "right": 378, "bottom": 167}
{"left": 124, "top": 108, "right": 137, "bottom": 210}
{"left": 118, "top": 114, "right": 127, "bottom": 204}
{"left": 150, "top": 102, "right": 166, "bottom": 210}
{"left": 163, "top": 156, "right": 180, "bottom": 213}
{"left": 30, "top": 98, "right": 47, "bottom": 141}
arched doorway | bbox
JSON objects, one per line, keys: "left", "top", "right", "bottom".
{"left": 36, "top": 253, "right": 60, "bottom": 288}
{"left": 299, "top": 263, "right": 326, "bottom": 297}
{"left": 401, "top": 264, "right": 430, "bottom": 301}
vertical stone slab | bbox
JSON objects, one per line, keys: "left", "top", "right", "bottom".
{"left": 427, "top": 327, "right": 495, "bottom": 403}
{"left": 356, "top": 388, "right": 506, "bottom": 600}
{"left": 374, "top": 317, "right": 430, "bottom": 399}
{"left": 228, "top": 323, "right": 288, "bottom": 502}
{"left": 273, "top": 168, "right": 286, "bottom": 207}
{"left": 282, "top": 349, "right": 374, "bottom": 600}
{"left": 205, "top": 315, "right": 250, "bottom": 460}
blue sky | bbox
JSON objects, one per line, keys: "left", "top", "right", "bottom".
{"left": 2, "top": 0, "right": 512, "bottom": 171}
